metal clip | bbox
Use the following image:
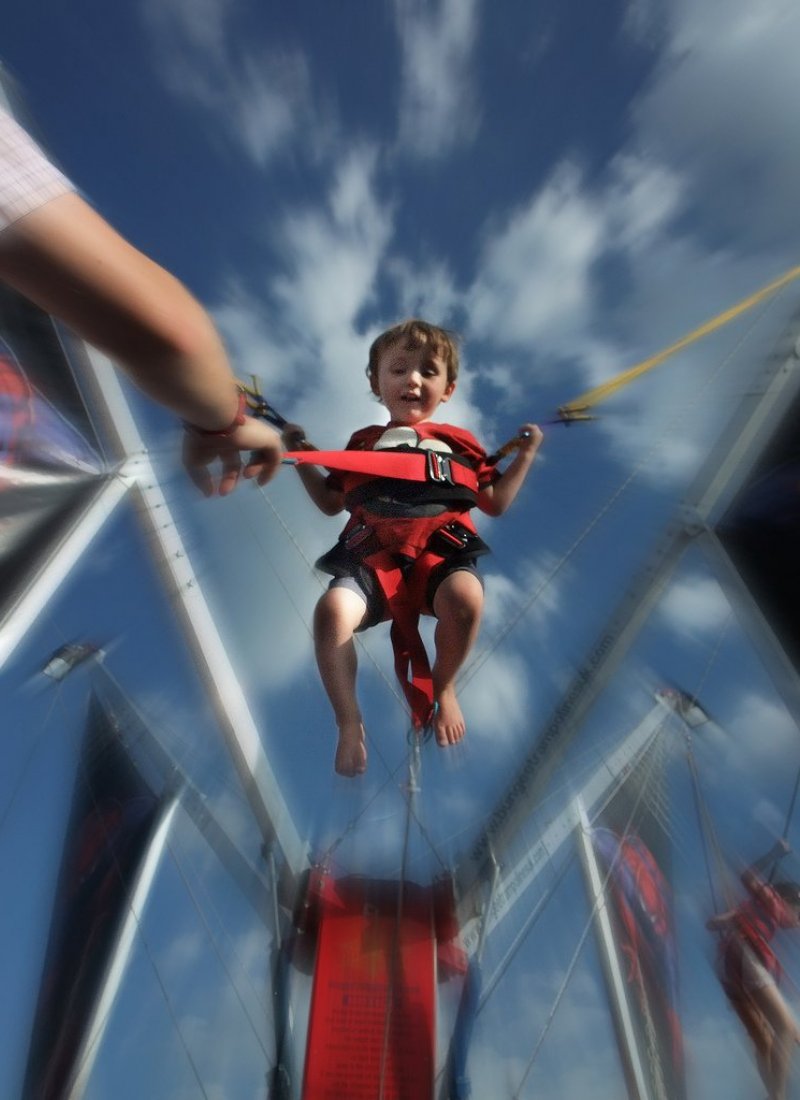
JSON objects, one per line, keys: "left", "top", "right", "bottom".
{"left": 426, "top": 450, "right": 453, "bottom": 483}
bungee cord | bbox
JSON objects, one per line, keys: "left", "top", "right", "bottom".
{"left": 478, "top": 715, "right": 673, "bottom": 1023}
{"left": 459, "top": 279, "right": 784, "bottom": 692}
{"left": 378, "top": 740, "right": 422, "bottom": 1100}
{"left": 558, "top": 263, "right": 800, "bottom": 419}
{"left": 508, "top": 723, "right": 671, "bottom": 1099}
{"left": 165, "top": 828, "right": 275, "bottom": 1054}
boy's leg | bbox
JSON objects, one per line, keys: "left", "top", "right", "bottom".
{"left": 430, "top": 568, "right": 483, "bottom": 747}
{"left": 751, "top": 981, "right": 800, "bottom": 1100}
{"left": 314, "top": 586, "right": 370, "bottom": 776}
{"left": 734, "top": 991, "right": 776, "bottom": 1095}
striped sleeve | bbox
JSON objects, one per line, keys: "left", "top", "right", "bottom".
{"left": 0, "top": 110, "right": 74, "bottom": 233}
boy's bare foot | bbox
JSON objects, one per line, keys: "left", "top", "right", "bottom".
{"left": 433, "top": 687, "right": 466, "bottom": 746}
{"left": 335, "top": 721, "right": 367, "bottom": 776}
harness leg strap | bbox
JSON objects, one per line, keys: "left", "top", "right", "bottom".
{"left": 368, "top": 551, "right": 439, "bottom": 730}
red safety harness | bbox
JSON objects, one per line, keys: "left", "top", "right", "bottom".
{"left": 285, "top": 446, "right": 489, "bottom": 728}
{"left": 721, "top": 890, "right": 788, "bottom": 991}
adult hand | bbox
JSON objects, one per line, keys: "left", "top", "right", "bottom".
{"left": 183, "top": 416, "right": 282, "bottom": 497}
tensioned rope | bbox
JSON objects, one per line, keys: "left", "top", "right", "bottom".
{"left": 680, "top": 612, "right": 737, "bottom": 915}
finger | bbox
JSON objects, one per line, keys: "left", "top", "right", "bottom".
{"left": 182, "top": 437, "right": 215, "bottom": 497}
{"left": 242, "top": 450, "right": 259, "bottom": 479}
{"left": 243, "top": 447, "right": 281, "bottom": 485}
{"left": 255, "top": 449, "right": 282, "bottom": 485}
{"left": 217, "top": 452, "right": 242, "bottom": 497}
{"left": 187, "top": 466, "right": 215, "bottom": 497}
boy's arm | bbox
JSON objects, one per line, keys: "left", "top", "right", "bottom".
{"left": 706, "top": 909, "right": 739, "bottom": 931}
{"left": 706, "top": 843, "right": 790, "bottom": 928}
{"left": 282, "top": 423, "right": 344, "bottom": 515}
{"left": 741, "top": 838, "right": 790, "bottom": 895}
{"left": 477, "top": 423, "right": 543, "bottom": 517}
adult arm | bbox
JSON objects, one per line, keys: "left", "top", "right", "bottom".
{"left": 0, "top": 133, "right": 281, "bottom": 494}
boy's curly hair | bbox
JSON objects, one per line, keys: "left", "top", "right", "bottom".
{"left": 366, "top": 319, "right": 460, "bottom": 394}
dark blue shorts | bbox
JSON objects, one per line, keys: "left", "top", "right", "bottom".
{"left": 329, "top": 557, "right": 483, "bottom": 631}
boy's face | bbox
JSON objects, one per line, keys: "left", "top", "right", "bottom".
{"left": 373, "top": 339, "right": 455, "bottom": 424}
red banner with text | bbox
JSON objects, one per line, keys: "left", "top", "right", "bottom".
{"left": 302, "top": 875, "right": 436, "bottom": 1100}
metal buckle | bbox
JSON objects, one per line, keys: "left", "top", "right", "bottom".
{"left": 438, "top": 522, "right": 469, "bottom": 549}
{"left": 426, "top": 450, "right": 453, "bottom": 483}
{"left": 344, "top": 523, "right": 372, "bottom": 549}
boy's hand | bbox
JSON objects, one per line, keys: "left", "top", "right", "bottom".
{"left": 183, "top": 416, "right": 282, "bottom": 497}
{"left": 517, "top": 423, "right": 544, "bottom": 456}
{"left": 281, "top": 422, "right": 309, "bottom": 450}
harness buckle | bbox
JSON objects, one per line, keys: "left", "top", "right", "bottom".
{"left": 426, "top": 450, "right": 453, "bottom": 484}
{"left": 343, "top": 522, "right": 372, "bottom": 550}
{"left": 432, "top": 521, "right": 472, "bottom": 552}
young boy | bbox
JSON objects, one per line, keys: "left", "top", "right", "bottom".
{"left": 283, "top": 320, "right": 542, "bottom": 776}
{"left": 707, "top": 840, "right": 800, "bottom": 1100}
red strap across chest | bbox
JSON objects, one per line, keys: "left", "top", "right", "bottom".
{"left": 283, "top": 448, "right": 480, "bottom": 492}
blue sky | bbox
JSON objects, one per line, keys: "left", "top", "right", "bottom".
{"left": 4, "top": 1, "right": 800, "bottom": 1097}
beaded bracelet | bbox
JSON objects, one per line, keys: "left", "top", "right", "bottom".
{"left": 183, "top": 389, "right": 247, "bottom": 438}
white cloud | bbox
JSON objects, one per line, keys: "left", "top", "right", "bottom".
{"left": 657, "top": 574, "right": 731, "bottom": 640}
{"left": 682, "top": 1008, "right": 760, "bottom": 1099}
{"left": 386, "top": 255, "right": 461, "bottom": 329}
{"left": 479, "top": 556, "right": 562, "bottom": 642}
{"left": 461, "top": 650, "right": 531, "bottom": 741}
{"left": 467, "top": 163, "right": 604, "bottom": 356}
{"left": 190, "top": 479, "right": 326, "bottom": 694}
{"left": 273, "top": 147, "right": 392, "bottom": 343}
{"left": 631, "top": 0, "right": 800, "bottom": 247}
{"left": 143, "top": 0, "right": 232, "bottom": 61}
{"left": 469, "top": 965, "right": 627, "bottom": 1099}
{"left": 751, "top": 794, "right": 786, "bottom": 838}
{"left": 141, "top": 0, "right": 318, "bottom": 165}
{"left": 212, "top": 282, "right": 294, "bottom": 390}
{"left": 393, "top": 0, "right": 482, "bottom": 158}
{"left": 460, "top": 149, "right": 732, "bottom": 487}
{"left": 726, "top": 690, "right": 799, "bottom": 768}
{"left": 207, "top": 144, "right": 399, "bottom": 439}
{"left": 228, "top": 53, "right": 316, "bottom": 166}
{"left": 603, "top": 154, "right": 684, "bottom": 254}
